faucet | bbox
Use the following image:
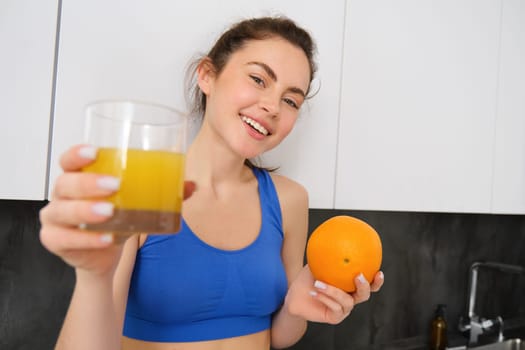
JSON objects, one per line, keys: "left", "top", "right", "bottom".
{"left": 458, "top": 261, "right": 524, "bottom": 346}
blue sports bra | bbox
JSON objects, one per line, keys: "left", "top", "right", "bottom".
{"left": 123, "top": 168, "right": 288, "bottom": 342}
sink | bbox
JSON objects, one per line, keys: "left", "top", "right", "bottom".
{"left": 471, "top": 339, "right": 524, "bottom": 350}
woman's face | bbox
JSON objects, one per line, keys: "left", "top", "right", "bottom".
{"left": 198, "top": 37, "right": 311, "bottom": 159}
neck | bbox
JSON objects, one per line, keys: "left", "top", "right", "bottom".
{"left": 185, "top": 120, "right": 250, "bottom": 187}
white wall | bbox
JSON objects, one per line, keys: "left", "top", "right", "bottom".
{"left": 2, "top": 0, "right": 524, "bottom": 214}
{"left": 0, "top": 0, "right": 58, "bottom": 200}
{"left": 49, "top": 0, "right": 346, "bottom": 208}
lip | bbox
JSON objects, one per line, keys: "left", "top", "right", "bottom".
{"left": 239, "top": 114, "right": 273, "bottom": 135}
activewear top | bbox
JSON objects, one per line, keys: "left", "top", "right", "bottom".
{"left": 123, "top": 168, "right": 288, "bottom": 342}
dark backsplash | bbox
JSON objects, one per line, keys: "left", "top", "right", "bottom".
{"left": 292, "top": 209, "right": 525, "bottom": 350}
{"left": 1, "top": 200, "right": 524, "bottom": 350}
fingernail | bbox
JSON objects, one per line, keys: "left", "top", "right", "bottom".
{"left": 97, "top": 176, "right": 120, "bottom": 191}
{"left": 358, "top": 273, "right": 367, "bottom": 284}
{"left": 78, "top": 145, "right": 98, "bottom": 159}
{"left": 314, "top": 280, "right": 327, "bottom": 290}
{"left": 309, "top": 290, "right": 318, "bottom": 297}
{"left": 379, "top": 271, "right": 384, "bottom": 280}
{"left": 91, "top": 202, "right": 114, "bottom": 216}
{"left": 99, "top": 233, "right": 113, "bottom": 243}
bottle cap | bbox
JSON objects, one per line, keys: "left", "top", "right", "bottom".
{"left": 436, "top": 304, "right": 447, "bottom": 318}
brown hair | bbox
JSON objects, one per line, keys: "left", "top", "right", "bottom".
{"left": 185, "top": 16, "right": 318, "bottom": 169}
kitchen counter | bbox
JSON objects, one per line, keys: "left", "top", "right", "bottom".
{"left": 368, "top": 317, "right": 525, "bottom": 350}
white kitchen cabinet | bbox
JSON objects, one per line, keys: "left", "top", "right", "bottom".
{"left": 49, "top": 0, "right": 345, "bottom": 208}
{"left": 491, "top": 0, "right": 525, "bottom": 214}
{"left": 0, "top": 0, "right": 59, "bottom": 200}
{"left": 336, "top": 0, "right": 502, "bottom": 213}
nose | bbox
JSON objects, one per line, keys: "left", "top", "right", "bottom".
{"left": 259, "top": 93, "right": 280, "bottom": 117}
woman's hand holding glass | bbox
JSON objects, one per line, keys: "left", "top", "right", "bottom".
{"left": 39, "top": 144, "right": 196, "bottom": 277}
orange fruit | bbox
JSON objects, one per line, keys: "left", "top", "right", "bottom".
{"left": 306, "top": 215, "right": 382, "bottom": 293}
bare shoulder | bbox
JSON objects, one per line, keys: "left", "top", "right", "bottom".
{"left": 269, "top": 174, "right": 308, "bottom": 280}
{"left": 269, "top": 173, "right": 309, "bottom": 209}
{"left": 269, "top": 173, "right": 309, "bottom": 235}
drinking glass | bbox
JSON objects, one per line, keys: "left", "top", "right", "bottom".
{"left": 81, "top": 100, "right": 187, "bottom": 238}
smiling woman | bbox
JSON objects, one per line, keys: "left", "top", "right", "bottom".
{"left": 192, "top": 37, "right": 311, "bottom": 159}
{"left": 39, "top": 16, "right": 384, "bottom": 350}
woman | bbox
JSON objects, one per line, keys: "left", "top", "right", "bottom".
{"left": 40, "top": 16, "right": 384, "bottom": 350}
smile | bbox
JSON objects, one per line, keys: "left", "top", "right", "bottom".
{"left": 241, "top": 116, "right": 269, "bottom": 136}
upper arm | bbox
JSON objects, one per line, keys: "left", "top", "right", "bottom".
{"left": 271, "top": 174, "right": 309, "bottom": 285}
{"left": 112, "top": 234, "right": 140, "bottom": 332}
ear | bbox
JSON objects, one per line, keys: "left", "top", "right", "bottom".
{"left": 196, "top": 58, "right": 216, "bottom": 96}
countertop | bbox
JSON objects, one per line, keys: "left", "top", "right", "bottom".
{"left": 370, "top": 317, "right": 525, "bottom": 350}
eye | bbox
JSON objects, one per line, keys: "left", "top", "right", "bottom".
{"left": 283, "top": 97, "right": 299, "bottom": 110}
{"left": 250, "top": 75, "right": 265, "bottom": 87}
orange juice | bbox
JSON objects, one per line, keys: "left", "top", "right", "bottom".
{"left": 82, "top": 147, "right": 185, "bottom": 233}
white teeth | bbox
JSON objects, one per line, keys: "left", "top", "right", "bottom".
{"left": 242, "top": 116, "right": 269, "bottom": 136}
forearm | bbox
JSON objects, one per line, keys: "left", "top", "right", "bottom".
{"left": 270, "top": 299, "right": 308, "bottom": 349}
{"left": 55, "top": 271, "right": 120, "bottom": 350}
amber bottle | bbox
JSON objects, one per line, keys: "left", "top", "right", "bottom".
{"left": 430, "top": 304, "right": 448, "bottom": 350}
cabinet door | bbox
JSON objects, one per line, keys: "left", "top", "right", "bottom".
{"left": 0, "top": 0, "right": 58, "bottom": 200}
{"left": 49, "top": 0, "right": 345, "bottom": 208}
{"left": 336, "top": 0, "right": 501, "bottom": 213}
{"left": 492, "top": 0, "right": 525, "bottom": 214}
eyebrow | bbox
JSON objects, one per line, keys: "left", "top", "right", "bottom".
{"left": 246, "top": 61, "right": 306, "bottom": 97}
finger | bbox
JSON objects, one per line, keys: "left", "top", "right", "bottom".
{"left": 352, "top": 273, "right": 372, "bottom": 304}
{"left": 313, "top": 280, "right": 355, "bottom": 313}
{"left": 311, "top": 290, "right": 351, "bottom": 319}
{"left": 53, "top": 172, "right": 120, "bottom": 200}
{"left": 183, "top": 181, "right": 197, "bottom": 200}
{"left": 310, "top": 292, "right": 355, "bottom": 325}
{"left": 40, "top": 199, "right": 114, "bottom": 227}
{"left": 370, "top": 271, "right": 384, "bottom": 292}
{"left": 40, "top": 225, "right": 114, "bottom": 253}
{"left": 60, "top": 144, "right": 98, "bottom": 172}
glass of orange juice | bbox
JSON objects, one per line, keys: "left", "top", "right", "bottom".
{"left": 81, "top": 100, "right": 187, "bottom": 237}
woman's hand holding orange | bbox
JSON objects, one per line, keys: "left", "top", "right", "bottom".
{"left": 284, "top": 265, "right": 384, "bottom": 325}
